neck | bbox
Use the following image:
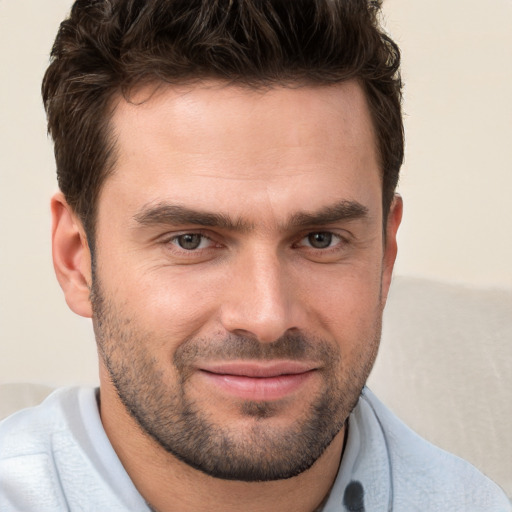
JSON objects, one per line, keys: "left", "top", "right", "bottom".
{"left": 99, "top": 383, "right": 345, "bottom": 512}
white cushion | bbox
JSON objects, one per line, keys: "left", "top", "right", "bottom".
{"left": 369, "top": 276, "right": 512, "bottom": 497}
{"left": 0, "top": 383, "right": 54, "bottom": 421}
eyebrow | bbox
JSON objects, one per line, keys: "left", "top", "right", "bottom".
{"left": 133, "top": 204, "right": 253, "bottom": 232}
{"left": 133, "top": 200, "right": 369, "bottom": 232}
{"left": 287, "top": 201, "right": 369, "bottom": 228}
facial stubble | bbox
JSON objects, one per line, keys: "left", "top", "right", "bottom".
{"left": 90, "top": 276, "right": 382, "bottom": 482}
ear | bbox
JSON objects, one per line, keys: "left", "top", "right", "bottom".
{"left": 381, "top": 194, "right": 403, "bottom": 304}
{"left": 51, "top": 192, "right": 93, "bottom": 318}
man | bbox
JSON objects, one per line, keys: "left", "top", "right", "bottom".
{"left": 0, "top": 0, "right": 509, "bottom": 510}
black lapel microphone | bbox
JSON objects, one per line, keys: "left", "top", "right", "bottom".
{"left": 343, "top": 480, "right": 365, "bottom": 512}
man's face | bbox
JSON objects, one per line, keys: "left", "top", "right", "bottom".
{"left": 90, "top": 80, "right": 400, "bottom": 481}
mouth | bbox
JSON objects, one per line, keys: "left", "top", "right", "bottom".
{"left": 197, "top": 361, "right": 318, "bottom": 401}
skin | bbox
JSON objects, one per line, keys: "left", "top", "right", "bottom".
{"left": 51, "top": 80, "right": 402, "bottom": 512}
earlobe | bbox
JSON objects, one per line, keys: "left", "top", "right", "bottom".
{"left": 381, "top": 194, "right": 403, "bottom": 304}
{"left": 51, "top": 192, "right": 93, "bottom": 318}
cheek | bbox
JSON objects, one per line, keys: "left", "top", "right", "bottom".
{"left": 298, "top": 262, "right": 384, "bottom": 340}
{"left": 313, "top": 269, "right": 382, "bottom": 301}
{"left": 103, "top": 262, "right": 225, "bottom": 343}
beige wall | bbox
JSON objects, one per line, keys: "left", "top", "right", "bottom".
{"left": 385, "top": 0, "right": 512, "bottom": 288}
{"left": 0, "top": 0, "right": 511, "bottom": 387}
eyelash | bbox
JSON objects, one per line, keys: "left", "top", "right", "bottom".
{"left": 164, "top": 230, "right": 348, "bottom": 254}
{"left": 166, "top": 232, "right": 219, "bottom": 252}
{"left": 294, "top": 232, "right": 345, "bottom": 251}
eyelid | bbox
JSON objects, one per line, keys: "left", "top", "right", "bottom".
{"left": 159, "top": 228, "right": 350, "bottom": 253}
{"left": 162, "top": 230, "right": 220, "bottom": 251}
{"left": 171, "top": 233, "right": 214, "bottom": 250}
{"left": 294, "top": 230, "right": 349, "bottom": 247}
{"left": 300, "top": 233, "right": 339, "bottom": 248}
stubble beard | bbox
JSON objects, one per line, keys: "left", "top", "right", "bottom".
{"left": 90, "top": 277, "right": 382, "bottom": 482}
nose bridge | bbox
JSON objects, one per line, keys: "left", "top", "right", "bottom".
{"left": 220, "top": 245, "right": 299, "bottom": 343}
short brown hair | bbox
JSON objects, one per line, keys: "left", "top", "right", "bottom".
{"left": 43, "top": 0, "right": 403, "bottom": 240}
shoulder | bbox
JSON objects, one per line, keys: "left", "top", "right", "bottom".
{"left": 0, "top": 387, "right": 98, "bottom": 511}
{"left": 0, "top": 387, "right": 96, "bottom": 458}
{"left": 361, "top": 388, "right": 511, "bottom": 511}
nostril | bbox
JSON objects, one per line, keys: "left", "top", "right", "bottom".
{"left": 230, "top": 328, "right": 257, "bottom": 340}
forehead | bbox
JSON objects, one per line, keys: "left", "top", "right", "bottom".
{"left": 102, "top": 80, "right": 381, "bottom": 224}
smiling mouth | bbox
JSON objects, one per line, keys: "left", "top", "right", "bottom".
{"left": 197, "top": 361, "right": 318, "bottom": 401}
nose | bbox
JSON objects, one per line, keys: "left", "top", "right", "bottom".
{"left": 219, "top": 248, "right": 304, "bottom": 343}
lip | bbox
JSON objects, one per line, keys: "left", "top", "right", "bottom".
{"left": 197, "top": 361, "right": 318, "bottom": 401}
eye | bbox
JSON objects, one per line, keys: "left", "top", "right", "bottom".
{"left": 171, "top": 233, "right": 212, "bottom": 251}
{"left": 302, "top": 232, "right": 339, "bottom": 249}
